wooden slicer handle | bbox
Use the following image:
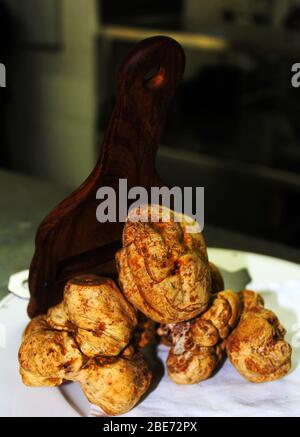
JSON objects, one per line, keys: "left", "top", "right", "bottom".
{"left": 28, "top": 36, "right": 185, "bottom": 317}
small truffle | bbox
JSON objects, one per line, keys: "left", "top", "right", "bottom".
{"left": 226, "top": 290, "right": 292, "bottom": 383}
{"left": 160, "top": 290, "right": 241, "bottom": 384}
{"left": 19, "top": 316, "right": 83, "bottom": 387}
{"left": 77, "top": 347, "right": 152, "bottom": 415}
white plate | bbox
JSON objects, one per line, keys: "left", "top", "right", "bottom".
{"left": 1, "top": 248, "right": 300, "bottom": 417}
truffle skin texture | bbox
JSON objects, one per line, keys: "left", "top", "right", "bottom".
{"left": 77, "top": 347, "right": 152, "bottom": 416}
{"left": 226, "top": 290, "right": 292, "bottom": 383}
{"left": 160, "top": 290, "right": 241, "bottom": 384}
{"left": 116, "top": 205, "right": 211, "bottom": 323}
{"left": 47, "top": 275, "right": 138, "bottom": 357}
{"left": 167, "top": 344, "right": 224, "bottom": 385}
{"left": 133, "top": 313, "right": 157, "bottom": 350}
{"left": 19, "top": 313, "right": 152, "bottom": 415}
{"left": 19, "top": 316, "right": 84, "bottom": 386}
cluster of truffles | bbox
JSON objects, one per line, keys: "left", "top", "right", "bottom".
{"left": 159, "top": 289, "right": 292, "bottom": 384}
{"left": 19, "top": 205, "right": 292, "bottom": 415}
{"left": 19, "top": 276, "right": 153, "bottom": 415}
{"left": 158, "top": 290, "right": 241, "bottom": 384}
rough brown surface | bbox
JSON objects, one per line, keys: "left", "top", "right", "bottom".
{"left": 19, "top": 315, "right": 84, "bottom": 387}
{"left": 46, "top": 275, "right": 137, "bottom": 357}
{"left": 77, "top": 348, "right": 152, "bottom": 415}
{"left": 226, "top": 290, "right": 292, "bottom": 383}
{"left": 116, "top": 205, "right": 211, "bottom": 323}
{"left": 19, "top": 275, "right": 152, "bottom": 415}
{"left": 159, "top": 290, "right": 241, "bottom": 384}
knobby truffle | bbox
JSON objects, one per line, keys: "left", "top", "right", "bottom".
{"left": 46, "top": 275, "right": 138, "bottom": 357}
{"left": 19, "top": 275, "right": 152, "bottom": 415}
{"left": 116, "top": 205, "right": 211, "bottom": 323}
{"left": 226, "top": 290, "right": 292, "bottom": 383}
{"left": 158, "top": 290, "right": 241, "bottom": 384}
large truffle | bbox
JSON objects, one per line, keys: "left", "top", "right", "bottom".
{"left": 46, "top": 275, "right": 138, "bottom": 357}
{"left": 116, "top": 205, "right": 211, "bottom": 323}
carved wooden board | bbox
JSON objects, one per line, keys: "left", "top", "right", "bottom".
{"left": 28, "top": 36, "right": 185, "bottom": 317}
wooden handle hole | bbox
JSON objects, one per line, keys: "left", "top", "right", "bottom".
{"left": 144, "top": 66, "right": 166, "bottom": 89}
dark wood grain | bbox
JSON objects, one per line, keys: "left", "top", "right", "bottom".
{"left": 28, "top": 36, "right": 185, "bottom": 317}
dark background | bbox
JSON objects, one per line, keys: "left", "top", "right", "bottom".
{"left": 1, "top": 0, "right": 300, "bottom": 250}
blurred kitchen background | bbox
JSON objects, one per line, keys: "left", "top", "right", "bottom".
{"left": 1, "top": 0, "right": 300, "bottom": 249}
